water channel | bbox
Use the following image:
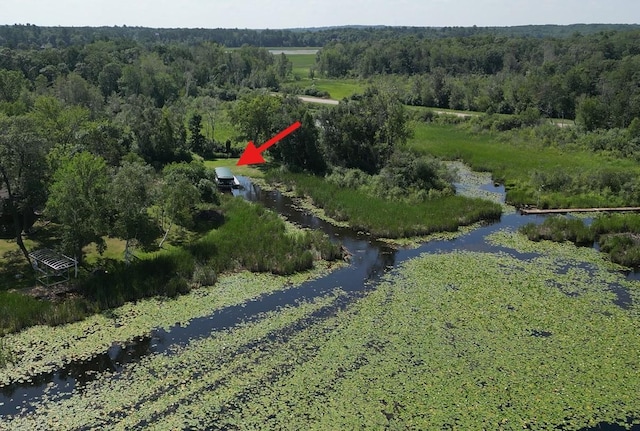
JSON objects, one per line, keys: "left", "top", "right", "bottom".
{"left": 0, "top": 174, "right": 638, "bottom": 429}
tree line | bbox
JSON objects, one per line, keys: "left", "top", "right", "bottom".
{"left": 1, "top": 23, "right": 638, "bottom": 49}
{"left": 315, "top": 30, "right": 640, "bottom": 129}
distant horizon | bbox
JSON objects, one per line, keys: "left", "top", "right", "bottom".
{"left": 2, "top": 0, "right": 639, "bottom": 30}
{"left": 2, "top": 22, "right": 639, "bottom": 31}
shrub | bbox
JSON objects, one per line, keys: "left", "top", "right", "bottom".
{"left": 192, "top": 264, "right": 218, "bottom": 287}
{"left": 521, "top": 213, "right": 640, "bottom": 267}
{"left": 520, "top": 216, "right": 593, "bottom": 246}
{"left": 599, "top": 234, "right": 640, "bottom": 267}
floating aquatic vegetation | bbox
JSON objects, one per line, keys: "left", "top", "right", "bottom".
{"left": 3, "top": 290, "right": 346, "bottom": 430}
{"left": 0, "top": 263, "right": 339, "bottom": 388}
{"left": 3, "top": 239, "right": 639, "bottom": 430}
{"left": 227, "top": 251, "right": 640, "bottom": 430}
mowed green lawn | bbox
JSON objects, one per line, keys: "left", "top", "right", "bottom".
{"left": 203, "top": 158, "right": 265, "bottom": 178}
{"left": 288, "top": 53, "right": 317, "bottom": 77}
{"left": 285, "top": 52, "right": 365, "bottom": 100}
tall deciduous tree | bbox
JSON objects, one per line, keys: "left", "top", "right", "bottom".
{"left": 157, "top": 164, "right": 201, "bottom": 247}
{"left": 0, "top": 116, "right": 48, "bottom": 265}
{"left": 319, "top": 87, "right": 410, "bottom": 175}
{"left": 110, "top": 161, "right": 157, "bottom": 262}
{"left": 269, "top": 98, "right": 327, "bottom": 175}
{"left": 45, "top": 152, "right": 111, "bottom": 264}
{"left": 576, "top": 96, "right": 609, "bottom": 131}
{"left": 228, "top": 92, "right": 283, "bottom": 145}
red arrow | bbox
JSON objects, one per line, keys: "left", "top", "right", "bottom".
{"left": 236, "top": 121, "right": 301, "bottom": 166}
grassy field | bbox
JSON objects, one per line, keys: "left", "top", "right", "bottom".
{"left": 197, "top": 106, "right": 237, "bottom": 144}
{"left": 407, "top": 122, "right": 640, "bottom": 208}
{"left": 309, "top": 78, "right": 365, "bottom": 100}
{"left": 284, "top": 52, "right": 365, "bottom": 100}
{"left": 288, "top": 53, "right": 317, "bottom": 77}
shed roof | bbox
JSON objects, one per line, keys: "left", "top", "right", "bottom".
{"left": 29, "top": 249, "right": 76, "bottom": 271}
{"left": 214, "top": 167, "right": 234, "bottom": 180}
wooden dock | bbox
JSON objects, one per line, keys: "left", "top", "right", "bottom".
{"left": 520, "top": 207, "right": 640, "bottom": 215}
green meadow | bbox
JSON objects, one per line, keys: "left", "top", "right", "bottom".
{"left": 284, "top": 52, "right": 365, "bottom": 100}
{"left": 288, "top": 53, "right": 317, "bottom": 77}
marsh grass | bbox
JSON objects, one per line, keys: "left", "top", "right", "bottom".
{"left": 0, "top": 197, "right": 340, "bottom": 336}
{"left": 284, "top": 51, "right": 365, "bottom": 99}
{"left": 268, "top": 171, "right": 502, "bottom": 238}
{"left": 0, "top": 291, "right": 91, "bottom": 336}
{"left": 190, "top": 197, "right": 341, "bottom": 275}
{"left": 521, "top": 213, "right": 640, "bottom": 267}
{"left": 520, "top": 216, "right": 594, "bottom": 246}
{"left": 408, "top": 122, "right": 640, "bottom": 208}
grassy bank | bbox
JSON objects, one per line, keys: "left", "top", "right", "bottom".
{"left": 408, "top": 121, "right": 640, "bottom": 208}
{"left": 267, "top": 171, "right": 502, "bottom": 238}
{"left": 0, "top": 197, "right": 340, "bottom": 336}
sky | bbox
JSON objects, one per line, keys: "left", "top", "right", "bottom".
{"left": 1, "top": 0, "right": 639, "bottom": 29}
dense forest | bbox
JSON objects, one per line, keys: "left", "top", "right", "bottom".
{"left": 1, "top": 23, "right": 638, "bottom": 49}
{"left": 3, "top": 23, "right": 636, "bottom": 127}
{"left": 316, "top": 30, "right": 640, "bottom": 127}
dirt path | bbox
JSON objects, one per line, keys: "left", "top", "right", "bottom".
{"left": 293, "top": 95, "right": 572, "bottom": 127}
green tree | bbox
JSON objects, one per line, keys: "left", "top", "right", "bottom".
{"left": 0, "top": 70, "right": 25, "bottom": 102}
{"left": 97, "top": 62, "right": 122, "bottom": 98}
{"left": 188, "top": 113, "right": 206, "bottom": 156}
{"left": 161, "top": 161, "right": 219, "bottom": 204}
{"left": 229, "top": 92, "right": 283, "bottom": 145}
{"left": 157, "top": 165, "right": 201, "bottom": 247}
{"left": 319, "top": 87, "right": 410, "bottom": 174}
{"left": 576, "top": 96, "right": 609, "bottom": 131}
{"left": 45, "top": 152, "right": 111, "bottom": 264}
{"left": 110, "top": 161, "right": 158, "bottom": 262}
{"left": 31, "top": 96, "right": 91, "bottom": 147}
{"left": 122, "top": 97, "right": 191, "bottom": 167}
{"left": 270, "top": 100, "right": 326, "bottom": 175}
{"left": 0, "top": 116, "right": 48, "bottom": 264}
{"left": 76, "top": 121, "right": 131, "bottom": 166}
{"left": 275, "top": 52, "right": 292, "bottom": 79}
{"left": 316, "top": 43, "right": 351, "bottom": 77}
{"left": 54, "top": 72, "right": 103, "bottom": 116}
